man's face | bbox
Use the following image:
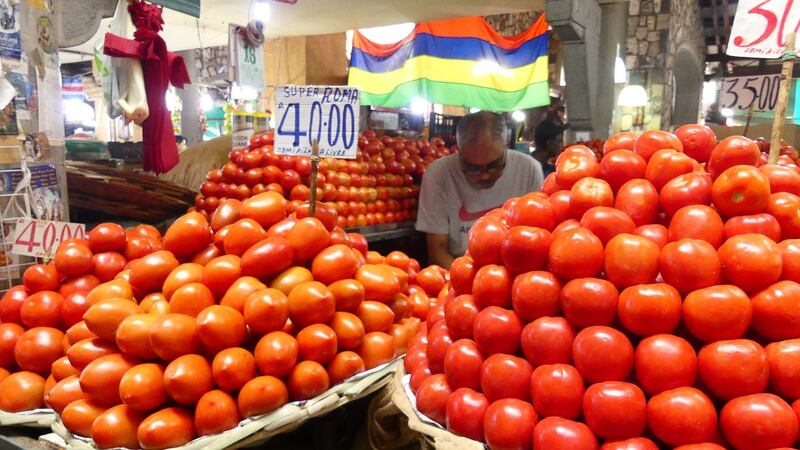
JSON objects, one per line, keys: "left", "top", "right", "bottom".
{"left": 458, "top": 131, "right": 506, "bottom": 189}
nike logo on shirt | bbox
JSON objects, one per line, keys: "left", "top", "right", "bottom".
{"left": 459, "top": 204, "right": 501, "bottom": 222}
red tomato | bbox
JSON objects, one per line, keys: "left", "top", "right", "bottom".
{"left": 698, "top": 339, "right": 768, "bottom": 400}
{"left": 724, "top": 213, "right": 782, "bottom": 242}
{"left": 658, "top": 238, "right": 721, "bottom": 294}
{"left": 59, "top": 273, "right": 100, "bottom": 298}
{"left": 500, "top": 226, "right": 552, "bottom": 274}
{"left": 766, "top": 339, "right": 800, "bottom": 400}
{"left": 751, "top": 280, "right": 800, "bottom": 341}
{"left": 779, "top": 239, "right": 800, "bottom": 282}
{"left": 0, "top": 323, "right": 24, "bottom": 368}
{"left": 473, "top": 306, "right": 522, "bottom": 356}
{"left": 570, "top": 177, "right": 614, "bottom": 219}
{"left": 444, "top": 295, "right": 478, "bottom": 340}
{"left": 600, "top": 438, "right": 658, "bottom": 450}
{"left": 80, "top": 354, "right": 137, "bottom": 406}
{"left": 660, "top": 172, "right": 713, "bottom": 217}
{"left": 533, "top": 417, "right": 598, "bottom": 450}
{"left": 480, "top": 353, "right": 533, "bottom": 402}
{"left": 521, "top": 317, "right": 575, "bottom": 366}
{"left": 647, "top": 387, "right": 717, "bottom": 446}
{"left": 604, "top": 233, "right": 659, "bottom": 289}
{"left": 583, "top": 381, "right": 646, "bottom": 440}
{"left": 580, "top": 207, "right": 636, "bottom": 245}
{"left": 0, "top": 371, "right": 46, "bottom": 412}
{"left": 286, "top": 217, "right": 331, "bottom": 263}
{"left": 150, "top": 313, "right": 200, "bottom": 362}
{"left": 712, "top": 165, "right": 772, "bottom": 217}
{"left": 254, "top": 331, "right": 298, "bottom": 378}
{"left": 483, "top": 398, "right": 538, "bottom": 450}
{"left": 707, "top": 135, "right": 760, "bottom": 179}
{"left": 91, "top": 252, "right": 127, "bottom": 283}
{"left": 759, "top": 164, "right": 800, "bottom": 195}
{"left": 718, "top": 233, "right": 782, "bottom": 293}
{"left": 599, "top": 150, "right": 647, "bottom": 192}
{"left": 603, "top": 132, "right": 638, "bottom": 154}
{"left": 445, "top": 387, "right": 489, "bottom": 442}
{"left": 633, "top": 224, "right": 669, "bottom": 248}
{"left": 119, "top": 363, "right": 168, "bottom": 412}
{"left": 240, "top": 237, "right": 294, "bottom": 280}
{"left": 675, "top": 124, "right": 717, "bottom": 163}
{"left": 668, "top": 205, "right": 725, "bottom": 248}
{"left": 287, "top": 281, "right": 335, "bottom": 328}
{"left": 471, "top": 264, "right": 512, "bottom": 309}
{"left": 634, "top": 130, "right": 683, "bottom": 161}
{"left": 720, "top": 393, "right": 799, "bottom": 450}
{"left": 88, "top": 223, "right": 127, "bottom": 253}
{"left": 645, "top": 149, "right": 695, "bottom": 191}
{"left": 556, "top": 146, "right": 600, "bottom": 189}
{"left": 560, "top": 278, "right": 619, "bottom": 328}
{"left": 530, "top": 363, "right": 584, "bottom": 420}
{"left": 23, "top": 264, "right": 60, "bottom": 293}
{"left": 137, "top": 407, "right": 196, "bottom": 449}
{"left": 548, "top": 227, "right": 604, "bottom": 280}
{"left": 416, "top": 373, "right": 452, "bottom": 426}
{"left": 53, "top": 243, "right": 94, "bottom": 277}
{"left": 14, "top": 326, "right": 64, "bottom": 374}
{"left": 426, "top": 321, "right": 451, "bottom": 374}
{"left": 506, "top": 193, "right": 556, "bottom": 230}
{"left": 311, "top": 244, "right": 359, "bottom": 285}
{"left": 682, "top": 284, "right": 752, "bottom": 342}
{"left": 467, "top": 218, "right": 508, "bottom": 267}
{"left": 0, "top": 285, "right": 27, "bottom": 325}
{"left": 162, "top": 212, "right": 212, "bottom": 259}
{"left": 511, "top": 271, "right": 561, "bottom": 322}
{"left": 635, "top": 334, "right": 697, "bottom": 395}
{"left": 443, "top": 339, "right": 484, "bottom": 391}
{"left": 572, "top": 326, "right": 633, "bottom": 383}
{"left": 769, "top": 192, "right": 800, "bottom": 239}
{"left": 615, "top": 179, "right": 659, "bottom": 227}
{"left": 20, "top": 290, "right": 63, "bottom": 328}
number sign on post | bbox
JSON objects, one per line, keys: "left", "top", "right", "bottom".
{"left": 274, "top": 85, "right": 361, "bottom": 159}
{"left": 229, "top": 24, "right": 265, "bottom": 90}
{"left": 727, "top": 0, "right": 800, "bottom": 58}
{"left": 720, "top": 74, "right": 783, "bottom": 111}
{"left": 11, "top": 218, "right": 86, "bottom": 258}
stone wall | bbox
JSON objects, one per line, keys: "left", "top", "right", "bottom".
{"left": 622, "top": 0, "right": 704, "bottom": 130}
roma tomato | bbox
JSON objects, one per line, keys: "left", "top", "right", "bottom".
{"left": 682, "top": 285, "right": 752, "bottom": 342}
{"left": 533, "top": 417, "right": 598, "bottom": 450}
{"left": 286, "top": 217, "right": 330, "bottom": 263}
{"left": 634, "top": 130, "right": 683, "bottom": 161}
{"left": 604, "top": 233, "right": 659, "bottom": 289}
{"left": 647, "top": 387, "right": 717, "bottom": 446}
{"left": 358, "top": 331, "right": 395, "bottom": 369}
{"left": 0, "top": 371, "right": 45, "bottom": 412}
{"left": 698, "top": 339, "right": 768, "bottom": 400}
{"left": 287, "top": 360, "right": 329, "bottom": 401}
{"left": 212, "top": 348, "right": 257, "bottom": 393}
{"left": 354, "top": 264, "right": 400, "bottom": 303}
{"left": 326, "top": 351, "right": 365, "bottom": 385}
{"left": 658, "top": 238, "right": 721, "bottom": 295}
{"left": 119, "top": 363, "right": 168, "bottom": 412}
{"left": 634, "top": 334, "right": 697, "bottom": 395}
{"left": 254, "top": 331, "right": 298, "bottom": 377}
{"left": 83, "top": 298, "right": 138, "bottom": 342}
{"left": 128, "top": 250, "right": 180, "bottom": 295}
{"left": 328, "top": 278, "right": 365, "bottom": 312}
{"left": 675, "top": 124, "right": 717, "bottom": 163}
{"left": 240, "top": 191, "right": 287, "bottom": 229}
{"left": 44, "top": 375, "right": 87, "bottom": 414}
{"left": 572, "top": 326, "right": 633, "bottom": 383}
{"left": 66, "top": 338, "right": 117, "bottom": 371}
{"left": 711, "top": 165, "right": 771, "bottom": 217}
{"left": 548, "top": 227, "right": 604, "bottom": 280}
{"left": 720, "top": 393, "right": 799, "bottom": 450}
{"left": 483, "top": 398, "right": 538, "bottom": 450}
{"left": 163, "top": 212, "right": 212, "bottom": 259}
{"left": 210, "top": 199, "right": 242, "bottom": 231}
{"left": 287, "top": 281, "right": 335, "bottom": 328}
{"left": 194, "top": 390, "right": 240, "bottom": 435}
{"left": 163, "top": 354, "right": 214, "bottom": 405}
{"left": 80, "top": 354, "right": 137, "bottom": 406}
{"left": 707, "top": 135, "right": 760, "bottom": 179}
{"left": 445, "top": 388, "right": 489, "bottom": 442}
{"left": 296, "top": 324, "right": 338, "bottom": 364}
{"left": 521, "top": 317, "right": 575, "bottom": 366}
{"left": 196, "top": 305, "right": 247, "bottom": 353}
{"left": 222, "top": 219, "right": 267, "bottom": 256}
{"left": 240, "top": 237, "right": 294, "bottom": 279}
{"left": 583, "top": 381, "right": 646, "bottom": 440}
{"left": 615, "top": 179, "right": 659, "bottom": 227}
{"left": 718, "top": 233, "right": 782, "bottom": 293}
{"left": 116, "top": 314, "right": 159, "bottom": 360}
{"left": 599, "top": 150, "right": 647, "bottom": 192}
{"left": 480, "top": 353, "right": 533, "bottom": 402}
{"left": 91, "top": 404, "right": 144, "bottom": 449}
{"left": 137, "top": 407, "right": 196, "bottom": 449}
{"left": 311, "top": 244, "right": 359, "bottom": 285}
{"left": 530, "top": 363, "right": 584, "bottom": 420}
{"left": 150, "top": 313, "right": 200, "bottom": 362}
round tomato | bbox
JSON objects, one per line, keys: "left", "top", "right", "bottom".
{"left": 658, "top": 238, "right": 721, "bottom": 294}
{"left": 443, "top": 339, "right": 483, "bottom": 391}
{"left": 450, "top": 257, "right": 477, "bottom": 296}
{"left": 634, "top": 130, "right": 683, "bottom": 161}
{"left": 556, "top": 146, "right": 600, "bottom": 189}
{"left": 675, "top": 124, "right": 717, "bottom": 163}
{"left": 615, "top": 179, "right": 659, "bottom": 227}
{"left": 0, "top": 371, "right": 45, "bottom": 412}
{"left": 583, "top": 381, "right": 646, "bottom": 440}
{"left": 618, "top": 284, "right": 681, "bottom": 337}
{"left": 570, "top": 177, "right": 614, "bottom": 219}
{"left": 416, "top": 373, "right": 452, "bottom": 426}
{"left": 530, "top": 363, "right": 584, "bottom": 420}
{"left": 660, "top": 172, "right": 713, "bottom": 217}
{"left": 720, "top": 393, "right": 799, "bottom": 450}
{"left": 647, "top": 387, "right": 717, "bottom": 446}
{"left": 533, "top": 417, "right": 598, "bottom": 450}
{"left": 483, "top": 398, "right": 538, "bottom": 450}
{"left": 548, "top": 227, "right": 604, "bottom": 280}
{"left": 707, "top": 135, "right": 760, "bottom": 180}
{"left": 682, "top": 285, "right": 752, "bottom": 342}
{"left": 634, "top": 334, "right": 697, "bottom": 395}
{"left": 724, "top": 213, "right": 782, "bottom": 242}
{"left": 759, "top": 164, "right": 800, "bottom": 195}
{"left": 634, "top": 224, "right": 669, "bottom": 248}
{"left": 20, "top": 290, "right": 63, "bottom": 329}
{"left": 765, "top": 339, "right": 800, "bottom": 400}
{"left": 511, "top": 271, "right": 561, "bottom": 322}
{"left": 560, "top": 278, "right": 618, "bottom": 328}
{"left": 14, "top": 326, "right": 64, "bottom": 374}
{"left": 668, "top": 205, "right": 724, "bottom": 247}
{"left": 445, "top": 387, "right": 489, "bottom": 442}
{"left": 718, "top": 233, "right": 782, "bottom": 293}
{"left": 23, "top": 264, "right": 60, "bottom": 293}
{"left": 604, "top": 234, "right": 659, "bottom": 289}
{"left": 573, "top": 326, "right": 633, "bottom": 383}
{"left": 769, "top": 192, "right": 800, "bottom": 239}
{"left": 580, "top": 207, "right": 636, "bottom": 245}
{"left": 599, "top": 150, "right": 647, "bottom": 192}
{"left": 506, "top": 193, "right": 556, "bottom": 230}
{"left": 480, "top": 353, "right": 533, "bottom": 402}
{"left": 88, "top": 223, "right": 127, "bottom": 253}
{"left": 645, "top": 149, "right": 695, "bottom": 191}
{"left": 467, "top": 218, "right": 507, "bottom": 267}
{"left": 698, "top": 339, "right": 768, "bottom": 400}
{"left": 501, "top": 226, "right": 552, "bottom": 274}
{"left": 520, "top": 317, "right": 575, "bottom": 366}
{"left": 54, "top": 243, "right": 93, "bottom": 277}
{"left": 473, "top": 306, "right": 522, "bottom": 356}
{"left": 472, "top": 264, "right": 512, "bottom": 310}
{"left": 712, "top": 165, "right": 771, "bottom": 217}
{"left": 603, "top": 132, "right": 638, "bottom": 154}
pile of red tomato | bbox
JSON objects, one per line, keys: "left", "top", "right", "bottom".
{"left": 0, "top": 192, "right": 446, "bottom": 449}
{"left": 406, "top": 125, "right": 800, "bottom": 450}
{"left": 194, "top": 131, "right": 455, "bottom": 229}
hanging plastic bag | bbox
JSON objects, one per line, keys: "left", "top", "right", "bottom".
{"left": 93, "top": 0, "right": 130, "bottom": 119}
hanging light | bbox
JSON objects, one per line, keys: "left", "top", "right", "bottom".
{"left": 617, "top": 85, "right": 649, "bottom": 107}
{"left": 410, "top": 97, "right": 429, "bottom": 115}
{"left": 511, "top": 110, "right": 526, "bottom": 122}
{"left": 252, "top": 0, "right": 271, "bottom": 23}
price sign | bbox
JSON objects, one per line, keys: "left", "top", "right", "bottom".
{"left": 274, "top": 85, "right": 361, "bottom": 159}
{"left": 230, "top": 24, "right": 264, "bottom": 89}
{"left": 11, "top": 218, "right": 86, "bottom": 258}
{"left": 720, "top": 74, "right": 783, "bottom": 111}
{"left": 727, "top": 0, "right": 800, "bottom": 58}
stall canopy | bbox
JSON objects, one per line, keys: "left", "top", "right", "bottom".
{"left": 348, "top": 14, "right": 549, "bottom": 112}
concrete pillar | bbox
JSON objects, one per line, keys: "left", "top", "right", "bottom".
{"left": 177, "top": 50, "right": 203, "bottom": 146}
{"left": 546, "top": 0, "right": 602, "bottom": 141}
{"left": 596, "top": 0, "right": 628, "bottom": 139}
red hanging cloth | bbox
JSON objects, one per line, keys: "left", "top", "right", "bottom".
{"left": 104, "top": 0, "right": 191, "bottom": 174}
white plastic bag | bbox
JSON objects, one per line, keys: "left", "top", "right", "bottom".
{"left": 93, "top": 0, "right": 130, "bottom": 119}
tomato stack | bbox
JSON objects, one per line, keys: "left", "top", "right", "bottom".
{"left": 194, "top": 131, "right": 455, "bottom": 228}
{"left": 1, "top": 192, "right": 444, "bottom": 449}
{"left": 407, "top": 125, "right": 800, "bottom": 450}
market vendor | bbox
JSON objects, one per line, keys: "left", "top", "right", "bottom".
{"left": 416, "top": 111, "right": 544, "bottom": 268}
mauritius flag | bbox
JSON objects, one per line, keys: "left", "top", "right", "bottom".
{"left": 348, "top": 14, "right": 550, "bottom": 112}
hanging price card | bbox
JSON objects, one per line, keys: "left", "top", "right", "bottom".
{"left": 11, "top": 218, "right": 86, "bottom": 258}
{"left": 727, "top": 0, "right": 800, "bottom": 58}
{"left": 274, "top": 85, "right": 361, "bottom": 159}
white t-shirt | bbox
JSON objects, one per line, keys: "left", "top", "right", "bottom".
{"left": 415, "top": 150, "right": 543, "bottom": 256}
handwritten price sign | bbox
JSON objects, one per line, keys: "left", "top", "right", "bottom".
{"left": 720, "top": 74, "right": 783, "bottom": 111}
{"left": 727, "top": 0, "right": 800, "bottom": 58}
{"left": 11, "top": 218, "right": 86, "bottom": 258}
{"left": 274, "top": 85, "right": 361, "bottom": 159}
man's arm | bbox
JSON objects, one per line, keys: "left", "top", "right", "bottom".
{"left": 426, "top": 233, "right": 455, "bottom": 269}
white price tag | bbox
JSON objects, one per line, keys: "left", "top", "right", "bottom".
{"left": 274, "top": 85, "right": 361, "bottom": 159}
{"left": 727, "top": 0, "right": 800, "bottom": 58}
{"left": 720, "top": 74, "right": 784, "bottom": 111}
{"left": 11, "top": 218, "right": 86, "bottom": 258}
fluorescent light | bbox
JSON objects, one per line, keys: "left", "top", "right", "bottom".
{"left": 614, "top": 57, "right": 627, "bottom": 84}
{"left": 410, "top": 97, "right": 429, "bottom": 115}
{"left": 200, "top": 93, "right": 213, "bottom": 112}
{"left": 618, "top": 85, "right": 649, "bottom": 107}
{"left": 511, "top": 110, "right": 525, "bottom": 122}
{"left": 252, "top": 1, "right": 271, "bottom": 23}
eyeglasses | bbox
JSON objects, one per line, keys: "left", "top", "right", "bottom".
{"left": 460, "top": 151, "right": 506, "bottom": 178}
